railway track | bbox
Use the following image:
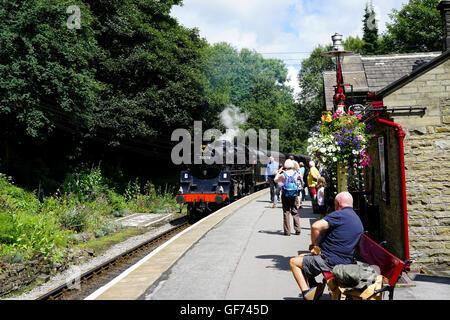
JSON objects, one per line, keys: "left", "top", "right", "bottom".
{"left": 36, "top": 218, "right": 190, "bottom": 300}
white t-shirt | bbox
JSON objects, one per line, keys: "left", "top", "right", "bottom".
{"left": 317, "top": 187, "right": 325, "bottom": 206}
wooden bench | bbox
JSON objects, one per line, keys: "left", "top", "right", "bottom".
{"left": 322, "top": 233, "right": 412, "bottom": 300}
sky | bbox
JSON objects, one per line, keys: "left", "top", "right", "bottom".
{"left": 170, "top": 0, "right": 408, "bottom": 96}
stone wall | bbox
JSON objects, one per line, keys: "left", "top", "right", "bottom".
{"left": 381, "top": 58, "right": 450, "bottom": 272}
{"left": 0, "top": 249, "right": 92, "bottom": 297}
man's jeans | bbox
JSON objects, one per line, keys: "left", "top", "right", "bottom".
{"left": 268, "top": 175, "right": 276, "bottom": 202}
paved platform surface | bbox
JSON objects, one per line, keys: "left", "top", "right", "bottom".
{"left": 88, "top": 190, "right": 450, "bottom": 300}
{"left": 144, "top": 192, "right": 327, "bottom": 300}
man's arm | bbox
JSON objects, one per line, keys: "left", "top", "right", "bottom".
{"left": 310, "top": 219, "right": 329, "bottom": 253}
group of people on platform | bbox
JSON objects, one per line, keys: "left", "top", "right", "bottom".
{"left": 265, "top": 156, "right": 364, "bottom": 300}
{"left": 265, "top": 156, "right": 325, "bottom": 236}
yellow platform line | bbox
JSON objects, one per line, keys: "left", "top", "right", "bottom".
{"left": 85, "top": 188, "right": 269, "bottom": 300}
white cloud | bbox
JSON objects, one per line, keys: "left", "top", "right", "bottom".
{"left": 171, "top": 0, "right": 407, "bottom": 95}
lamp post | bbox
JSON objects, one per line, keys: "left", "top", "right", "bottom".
{"left": 322, "top": 33, "right": 354, "bottom": 114}
{"left": 322, "top": 33, "right": 354, "bottom": 193}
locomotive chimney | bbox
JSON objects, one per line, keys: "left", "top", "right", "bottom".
{"left": 438, "top": 0, "right": 450, "bottom": 51}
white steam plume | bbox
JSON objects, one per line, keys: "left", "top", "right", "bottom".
{"left": 219, "top": 105, "right": 248, "bottom": 142}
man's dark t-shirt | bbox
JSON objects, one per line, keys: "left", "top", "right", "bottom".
{"left": 320, "top": 207, "right": 363, "bottom": 265}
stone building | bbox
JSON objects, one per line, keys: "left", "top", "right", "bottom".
{"left": 322, "top": 0, "right": 450, "bottom": 273}
{"left": 369, "top": 49, "right": 450, "bottom": 273}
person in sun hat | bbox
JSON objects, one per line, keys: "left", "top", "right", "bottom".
{"left": 274, "top": 159, "right": 303, "bottom": 236}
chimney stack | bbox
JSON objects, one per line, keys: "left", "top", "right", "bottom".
{"left": 438, "top": 0, "right": 450, "bottom": 51}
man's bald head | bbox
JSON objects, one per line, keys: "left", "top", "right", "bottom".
{"left": 334, "top": 192, "right": 353, "bottom": 210}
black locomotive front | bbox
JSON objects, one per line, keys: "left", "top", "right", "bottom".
{"left": 175, "top": 139, "right": 299, "bottom": 221}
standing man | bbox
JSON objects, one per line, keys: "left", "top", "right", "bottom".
{"left": 265, "top": 156, "right": 279, "bottom": 206}
{"left": 289, "top": 192, "right": 363, "bottom": 300}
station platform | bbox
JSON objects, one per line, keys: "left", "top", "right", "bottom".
{"left": 85, "top": 189, "right": 450, "bottom": 301}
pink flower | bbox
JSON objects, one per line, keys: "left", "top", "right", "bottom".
{"left": 333, "top": 113, "right": 337, "bottom": 119}
{"left": 356, "top": 114, "right": 362, "bottom": 118}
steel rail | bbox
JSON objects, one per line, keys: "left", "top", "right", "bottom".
{"left": 36, "top": 219, "right": 189, "bottom": 300}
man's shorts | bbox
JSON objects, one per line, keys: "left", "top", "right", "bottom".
{"left": 309, "top": 187, "right": 317, "bottom": 197}
{"left": 302, "top": 254, "right": 334, "bottom": 279}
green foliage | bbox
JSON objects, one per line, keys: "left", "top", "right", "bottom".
{"left": 362, "top": 2, "right": 379, "bottom": 55}
{"left": 0, "top": 0, "right": 102, "bottom": 138}
{"left": 87, "top": 0, "right": 208, "bottom": 144}
{"left": 343, "top": 36, "right": 365, "bottom": 54}
{"left": 0, "top": 173, "right": 40, "bottom": 215}
{"left": 59, "top": 206, "right": 88, "bottom": 232}
{"left": 296, "top": 45, "right": 334, "bottom": 140}
{"left": 62, "top": 164, "right": 105, "bottom": 202}
{"left": 202, "top": 42, "right": 301, "bottom": 153}
{"left": 0, "top": 209, "right": 64, "bottom": 257}
{"left": 0, "top": 0, "right": 208, "bottom": 160}
{"left": 0, "top": 174, "right": 63, "bottom": 256}
{"left": 106, "top": 189, "right": 127, "bottom": 213}
{"left": 380, "top": 0, "right": 442, "bottom": 53}
{"left": 124, "top": 178, "right": 140, "bottom": 201}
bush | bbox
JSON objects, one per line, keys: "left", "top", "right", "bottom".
{"left": 62, "top": 164, "right": 105, "bottom": 202}
{"left": 0, "top": 209, "right": 64, "bottom": 257}
{"left": 59, "top": 206, "right": 88, "bottom": 232}
{"left": 124, "top": 178, "right": 140, "bottom": 201}
{"left": 107, "top": 190, "right": 127, "bottom": 213}
{"left": 0, "top": 173, "right": 40, "bottom": 215}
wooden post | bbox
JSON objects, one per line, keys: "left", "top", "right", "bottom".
{"left": 337, "top": 162, "right": 348, "bottom": 192}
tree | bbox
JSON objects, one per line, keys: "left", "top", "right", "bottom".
{"left": 343, "top": 36, "right": 365, "bottom": 54}
{"left": 362, "top": 2, "right": 379, "bottom": 55}
{"left": 294, "top": 45, "right": 335, "bottom": 154}
{"left": 85, "top": 0, "right": 208, "bottom": 144}
{"left": 379, "top": 0, "right": 442, "bottom": 53}
{"left": 0, "top": 0, "right": 102, "bottom": 139}
{"left": 297, "top": 45, "right": 334, "bottom": 124}
{"left": 201, "top": 42, "right": 300, "bottom": 153}
{"left": 0, "top": 0, "right": 210, "bottom": 189}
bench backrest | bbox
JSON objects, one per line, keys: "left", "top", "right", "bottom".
{"left": 355, "top": 234, "right": 405, "bottom": 287}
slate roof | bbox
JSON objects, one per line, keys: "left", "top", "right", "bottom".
{"left": 361, "top": 52, "right": 441, "bottom": 92}
{"left": 323, "top": 51, "right": 442, "bottom": 110}
{"left": 376, "top": 49, "right": 450, "bottom": 99}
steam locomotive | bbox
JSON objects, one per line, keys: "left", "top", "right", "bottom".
{"left": 176, "top": 139, "right": 308, "bottom": 222}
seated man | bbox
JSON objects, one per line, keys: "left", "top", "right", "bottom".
{"left": 289, "top": 191, "right": 363, "bottom": 300}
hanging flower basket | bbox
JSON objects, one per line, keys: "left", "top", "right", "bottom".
{"left": 307, "top": 110, "right": 374, "bottom": 170}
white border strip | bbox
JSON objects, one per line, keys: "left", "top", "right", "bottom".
{"left": 84, "top": 190, "right": 267, "bottom": 300}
